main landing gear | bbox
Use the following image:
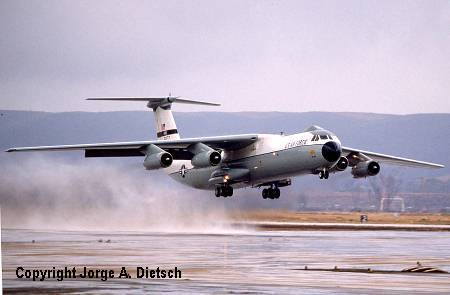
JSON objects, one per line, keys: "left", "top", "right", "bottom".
{"left": 319, "top": 169, "right": 329, "bottom": 179}
{"left": 215, "top": 185, "right": 233, "bottom": 198}
{"left": 262, "top": 185, "right": 280, "bottom": 199}
{"left": 258, "top": 179, "right": 290, "bottom": 200}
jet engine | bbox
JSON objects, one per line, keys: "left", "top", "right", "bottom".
{"left": 189, "top": 142, "right": 222, "bottom": 168}
{"left": 143, "top": 144, "right": 173, "bottom": 170}
{"left": 191, "top": 150, "right": 221, "bottom": 167}
{"left": 334, "top": 156, "right": 349, "bottom": 171}
{"left": 351, "top": 160, "right": 380, "bottom": 178}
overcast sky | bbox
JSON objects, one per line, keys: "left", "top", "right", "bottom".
{"left": 0, "top": 0, "right": 449, "bottom": 113}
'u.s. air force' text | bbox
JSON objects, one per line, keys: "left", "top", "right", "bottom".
{"left": 16, "top": 266, "right": 181, "bottom": 281}
{"left": 285, "top": 139, "right": 308, "bottom": 149}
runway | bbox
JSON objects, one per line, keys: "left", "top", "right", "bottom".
{"left": 3, "top": 227, "right": 450, "bottom": 294}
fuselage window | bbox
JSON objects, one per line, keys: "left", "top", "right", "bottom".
{"left": 320, "top": 135, "right": 327, "bottom": 140}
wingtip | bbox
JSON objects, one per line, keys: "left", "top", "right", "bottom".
{"left": 429, "top": 164, "right": 445, "bottom": 169}
{"left": 5, "top": 148, "right": 15, "bottom": 152}
{"left": 432, "top": 163, "right": 445, "bottom": 168}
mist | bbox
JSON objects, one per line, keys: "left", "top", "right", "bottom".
{"left": 0, "top": 156, "right": 239, "bottom": 232}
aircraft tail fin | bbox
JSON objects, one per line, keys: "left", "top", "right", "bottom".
{"left": 87, "top": 97, "right": 220, "bottom": 141}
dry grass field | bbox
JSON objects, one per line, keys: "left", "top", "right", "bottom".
{"left": 231, "top": 210, "right": 450, "bottom": 225}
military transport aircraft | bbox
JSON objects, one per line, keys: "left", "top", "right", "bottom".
{"left": 7, "top": 97, "right": 444, "bottom": 199}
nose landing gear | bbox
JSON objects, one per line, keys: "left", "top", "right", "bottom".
{"left": 215, "top": 185, "right": 233, "bottom": 198}
{"left": 319, "top": 169, "right": 329, "bottom": 179}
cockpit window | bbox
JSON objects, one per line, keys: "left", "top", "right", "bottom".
{"left": 312, "top": 134, "right": 334, "bottom": 141}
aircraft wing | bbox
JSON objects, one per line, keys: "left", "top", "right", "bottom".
{"left": 6, "top": 134, "right": 258, "bottom": 159}
{"left": 341, "top": 146, "right": 444, "bottom": 169}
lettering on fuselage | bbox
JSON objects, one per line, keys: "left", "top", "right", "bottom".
{"left": 285, "top": 139, "right": 308, "bottom": 149}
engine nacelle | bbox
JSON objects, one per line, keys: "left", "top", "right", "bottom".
{"left": 191, "top": 150, "right": 222, "bottom": 168}
{"left": 351, "top": 160, "right": 380, "bottom": 178}
{"left": 188, "top": 142, "right": 222, "bottom": 168}
{"left": 335, "top": 156, "right": 349, "bottom": 171}
{"left": 143, "top": 144, "right": 173, "bottom": 170}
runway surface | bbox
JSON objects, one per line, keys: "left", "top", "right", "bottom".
{"left": 3, "top": 227, "right": 450, "bottom": 294}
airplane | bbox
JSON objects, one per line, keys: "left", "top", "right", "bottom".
{"left": 6, "top": 97, "right": 444, "bottom": 199}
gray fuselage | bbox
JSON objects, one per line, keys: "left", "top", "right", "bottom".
{"left": 165, "top": 130, "right": 342, "bottom": 190}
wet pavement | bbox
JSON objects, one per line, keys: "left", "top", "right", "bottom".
{"left": 3, "top": 228, "right": 450, "bottom": 294}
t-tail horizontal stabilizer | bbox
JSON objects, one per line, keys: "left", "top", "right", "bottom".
{"left": 86, "top": 97, "right": 220, "bottom": 109}
{"left": 87, "top": 96, "right": 220, "bottom": 141}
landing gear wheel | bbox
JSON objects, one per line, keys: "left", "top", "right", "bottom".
{"left": 215, "top": 187, "right": 221, "bottom": 197}
{"left": 216, "top": 185, "right": 233, "bottom": 197}
{"left": 273, "top": 187, "right": 280, "bottom": 199}
{"left": 224, "top": 186, "right": 233, "bottom": 197}
{"left": 262, "top": 187, "right": 281, "bottom": 199}
{"left": 319, "top": 170, "right": 329, "bottom": 179}
{"left": 268, "top": 188, "right": 274, "bottom": 199}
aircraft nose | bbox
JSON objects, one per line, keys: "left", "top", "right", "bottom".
{"left": 322, "top": 141, "right": 341, "bottom": 162}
